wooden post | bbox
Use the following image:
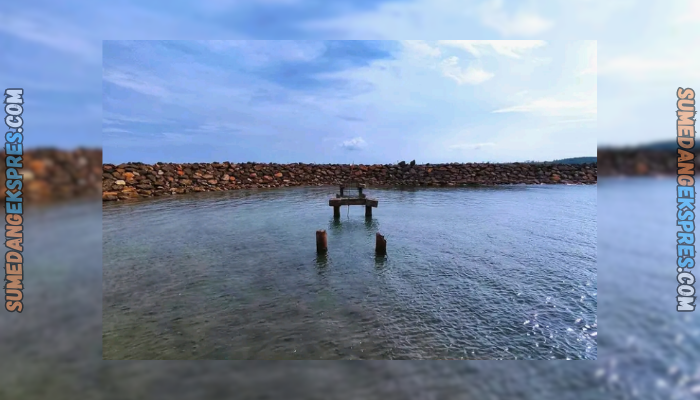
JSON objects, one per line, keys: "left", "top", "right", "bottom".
{"left": 365, "top": 205, "right": 372, "bottom": 218}
{"left": 316, "top": 230, "right": 328, "bottom": 254}
{"left": 333, "top": 205, "right": 341, "bottom": 218}
{"left": 375, "top": 232, "right": 386, "bottom": 256}
{"left": 339, "top": 186, "right": 344, "bottom": 197}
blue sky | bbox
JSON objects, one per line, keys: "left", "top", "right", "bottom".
{"left": 1, "top": 0, "right": 698, "bottom": 155}
{"left": 103, "top": 40, "right": 596, "bottom": 164}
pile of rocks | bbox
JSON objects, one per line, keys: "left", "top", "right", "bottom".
{"left": 102, "top": 161, "right": 597, "bottom": 201}
{"left": 0, "top": 148, "right": 102, "bottom": 203}
{"left": 598, "top": 149, "right": 683, "bottom": 176}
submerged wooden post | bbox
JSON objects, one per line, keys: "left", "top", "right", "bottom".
{"left": 365, "top": 205, "right": 372, "bottom": 218}
{"left": 316, "top": 230, "right": 328, "bottom": 254}
{"left": 333, "top": 205, "right": 341, "bottom": 218}
{"left": 375, "top": 232, "right": 386, "bottom": 256}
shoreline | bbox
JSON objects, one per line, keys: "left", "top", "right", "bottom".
{"left": 102, "top": 161, "right": 597, "bottom": 201}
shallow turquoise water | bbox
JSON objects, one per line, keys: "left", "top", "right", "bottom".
{"left": 103, "top": 185, "right": 597, "bottom": 360}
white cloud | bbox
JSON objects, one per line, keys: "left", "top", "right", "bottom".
{"left": 402, "top": 40, "right": 441, "bottom": 58}
{"left": 103, "top": 69, "right": 171, "bottom": 98}
{"left": 340, "top": 137, "right": 367, "bottom": 151}
{"left": 578, "top": 41, "right": 597, "bottom": 76}
{"left": 478, "top": 0, "right": 554, "bottom": 36}
{"left": 440, "top": 56, "right": 494, "bottom": 85}
{"left": 675, "top": 1, "right": 700, "bottom": 23}
{"left": 492, "top": 95, "right": 597, "bottom": 117}
{"left": 449, "top": 142, "right": 496, "bottom": 150}
{"left": 103, "top": 127, "right": 132, "bottom": 133}
{"left": 202, "top": 40, "right": 327, "bottom": 66}
{"left": 103, "top": 112, "right": 173, "bottom": 125}
{"left": 160, "top": 132, "right": 194, "bottom": 144}
{"left": 598, "top": 56, "right": 690, "bottom": 81}
{"left": 184, "top": 122, "right": 241, "bottom": 133}
{"left": 438, "top": 40, "right": 547, "bottom": 59}
{"left": 0, "top": 13, "right": 100, "bottom": 64}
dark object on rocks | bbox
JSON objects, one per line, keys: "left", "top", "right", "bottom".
{"left": 410, "top": 160, "right": 416, "bottom": 167}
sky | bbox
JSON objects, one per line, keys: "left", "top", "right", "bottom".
{"left": 102, "top": 39, "right": 596, "bottom": 164}
{"left": 1, "top": 0, "right": 699, "bottom": 155}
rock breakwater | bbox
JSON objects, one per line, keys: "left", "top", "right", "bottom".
{"left": 598, "top": 149, "right": 686, "bottom": 176}
{"left": 102, "top": 161, "right": 597, "bottom": 201}
{"left": 0, "top": 148, "right": 102, "bottom": 204}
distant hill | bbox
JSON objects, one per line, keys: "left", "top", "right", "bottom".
{"left": 636, "top": 140, "right": 679, "bottom": 151}
{"left": 551, "top": 157, "right": 597, "bottom": 164}
{"left": 520, "top": 157, "right": 596, "bottom": 164}
{"left": 599, "top": 140, "right": 694, "bottom": 152}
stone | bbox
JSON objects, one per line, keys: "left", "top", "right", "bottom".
{"left": 103, "top": 192, "right": 119, "bottom": 201}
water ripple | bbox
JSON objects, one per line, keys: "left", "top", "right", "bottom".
{"left": 103, "top": 185, "right": 596, "bottom": 360}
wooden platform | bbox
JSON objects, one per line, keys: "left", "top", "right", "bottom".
{"left": 330, "top": 182, "right": 379, "bottom": 217}
{"left": 329, "top": 198, "right": 378, "bottom": 207}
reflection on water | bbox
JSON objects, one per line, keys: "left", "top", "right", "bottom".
{"left": 103, "top": 185, "right": 596, "bottom": 360}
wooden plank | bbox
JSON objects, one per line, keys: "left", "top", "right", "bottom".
{"left": 329, "top": 198, "right": 379, "bottom": 207}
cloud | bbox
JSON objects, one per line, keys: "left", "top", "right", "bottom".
{"left": 578, "top": 41, "right": 597, "bottom": 76}
{"left": 439, "top": 57, "right": 494, "bottom": 85}
{"left": 449, "top": 142, "right": 496, "bottom": 150}
{"left": 102, "top": 127, "right": 132, "bottom": 133}
{"left": 675, "top": 1, "right": 700, "bottom": 23}
{"left": 492, "top": 95, "right": 597, "bottom": 117}
{"left": 103, "top": 112, "right": 173, "bottom": 125}
{"left": 103, "top": 69, "right": 171, "bottom": 98}
{"left": 478, "top": 0, "right": 554, "bottom": 36}
{"left": 340, "top": 137, "right": 367, "bottom": 151}
{"left": 337, "top": 115, "right": 365, "bottom": 122}
{"left": 438, "top": 40, "right": 547, "bottom": 59}
{"left": 184, "top": 122, "right": 242, "bottom": 134}
{"left": 0, "top": 13, "right": 100, "bottom": 64}
{"left": 101, "top": 40, "right": 595, "bottom": 163}
{"left": 402, "top": 40, "right": 441, "bottom": 58}
{"left": 598, "top": 56, "right": 687, "bottom": 81}
{"left": 160, "top": 132, "right": 194, "bottom": 144}
{"left": 203, "top": 40, "right": 327, "bottom": 66}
